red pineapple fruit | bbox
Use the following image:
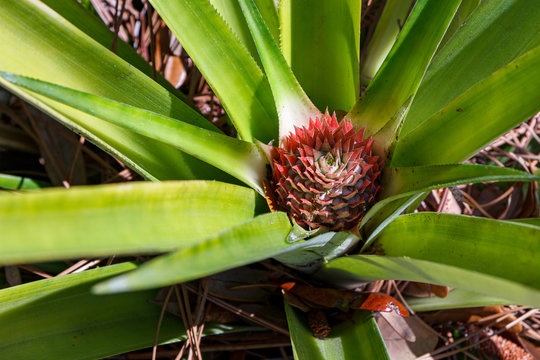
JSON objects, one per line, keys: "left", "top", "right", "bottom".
{"left": 271, "top": 111, "right": 383, "bottom": 231}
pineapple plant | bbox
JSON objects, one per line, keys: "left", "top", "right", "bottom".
{"left": 0, "top": 0, "right": 539, "bottom": 358}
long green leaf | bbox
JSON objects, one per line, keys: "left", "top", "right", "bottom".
{"left": 0, "top": 0, "right": 224, "bottom": 181}
{"left": 360, "top": 0, "right": 414, "bottom": 86}
{"left": 280, "top": 0, "right": 360, "bottom": 111}
{"left": 1, "top": 73, "right": 267, "bottom": 194}
{"left": 41, "top": 0, "right": 188, "bottom": 101}
{"left": 285, "top": 302, "right": 390, "bottom": 360}
{"left": 274, "top": 231, "right": 360, "bottom": 273}
{"left": 319, "top": 255, "right": 540, "bottom": 308}
{"left": 508, "top": 218, "right": 540, "bottom": 227}
{"left": 347, "top": 0, "right": 461, "bottom": 135}
{"left": 381, "top": 164, "right": 540, "bottom": 199}
{"left": 359, "top": 164, "right": 539, "bottom": 247}
{"left": 254, "top": 0, "right": 280, "bottom": 42}
{"left": 0, "top": 181, "right": 258, "bottom": 264}
{"left": 374, "top": 213, "right": 540, "bottom": 287}
{"left": 210, "top": 0, "right": 262, "bottom": 66}
{"left": 407, "top": 289, "right": 511, "bottom": 312}
{"left": 209, "top": 0, "right": 279, "bottom": 66}
{"left": 359, "top": 193, "right": 424, "bottom": 248}
{"left": 403, "top": 0, "right": 540, "bottom": 135}
{"left": 435, "top": 0, "right": 481, "bottom": 53}
{"left": 149, "top": 0, "right": 278, "bottom": 142}
{"left": 371, "top": 95, "right": 412, "bottom": 160}
{"left": 0, "top": 262, "right": 231, "bottom": 359}
{"left": 321, "top": 213, "right": 540, "bottom": 307}
{"left": 94, "top": 212, "right": 292, "bottom": 293}
{"left": 238, "top": 0, "right": 321, "bottom": 140}
{"left": 391, "top": 45, "right": 540, "bottom": 166}
{"left": 0, "top": 174, "right": 48, "bottom": 190}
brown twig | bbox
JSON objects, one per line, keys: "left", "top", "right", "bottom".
{"left": 56, "top": 260, "right": 89, "bottom": 277}
{"left": 17, "top": 264, "right": 52, "bottom": 279}
{"left": 184, "top": 283, "right": 290, "bottom": 336}
{"left": 417, "top": 308, "right": 538, "bottom": 360}
{"left": 110, "top": 0, "right": 126, "bottom": 53}
{"left": 153, "top": 286, "right": 174, "bottom": 360}
{"left": 67, "top": 136, "right": 85, "bottom": 185}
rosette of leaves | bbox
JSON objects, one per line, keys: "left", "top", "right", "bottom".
{"left": 0, "top": 0, "right": 539, "bottom": 359}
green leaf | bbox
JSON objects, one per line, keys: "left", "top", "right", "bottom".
{"left": 407, "top": 289, "right": 511, "bottom": 312}
{"left": 2, "top": 73, "right": 267, "bottom": 194}
{"left": 41, "top": 0, "right": 188, "bottom": 101}
{"left": 375, "top": 213, "right": 540, "bottom": 286}
{"left": 0, "top": 181, "right": 258, "bottom": 264}
{"left": 0, "top": 174, "right": 48, "bottom": 190}
{"left": 507, "top": 218, "right": 540, "bottom": 227}
{"left": 285, "top": 302, "right": 390, "bottom": 360}
{"left": 381, "top": 164, "right": 540, "bottom": 199}
{"left": 404, "top": 0, "right": 540, "bottom": 135}
{"left": 371, "top": 96, "right": 412, "bottom": 160}
{"left": 435, "top": 0, "right": 481, "bottom": 53}
{"left": 360, "top": 0, "right": 414, "bottom": 86}
{"left": 359, "top": 193, "right": 425, "bottom": 250}
{"left": 254, "top": 0, "right": 280, "bottom": 43}
{"left": 279, "top": 0, "right": 361, "bottom": 111}
{"left": 392, "top": 45, "right": 540, "bottom": 166}
{"left": 94, "top": 212, "right": 292, "bottom": 293}
{"left": 77, "top": 0, "right": 98, "bottom": 14}
{"left": 96, "top": 216, "right": 364, "bottom": 293}
{"left": 209, "top": 0, "right": 279, "bottom": 66}
{"left": 238, "top": 0, "right": 321, "bottom": 139}
{"left": 0, "top": 0, "right": 225, "bottom": 181}
{"left": 322, "top": 213, "right": 540, "bottom": 307}
{"left": 347, "top": 0, "right": 461, "bottom": 135}
{"left": 209, "top": 0, "right": 262, "bottom": 66}
{"left": 359, "top": 164, "right": 539, "bottom": 248}
{"left": 274, "top": 231, "right": 360, "bottom": 273}
{"left": 0, "top": 262, "right": 232, "bottom": 359}
{"left": 149, "top": 0, "right": 278, "bottom": 143}
{"left": 320, "top": 255, "right": 540, "bottom": 308}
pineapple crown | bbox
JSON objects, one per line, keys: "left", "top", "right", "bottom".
{"left": 270, "top": 111, "right": 382, "bottom": 231}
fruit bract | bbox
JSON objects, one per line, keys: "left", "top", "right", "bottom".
{"left": 271, "top": 112, "right": 382, "bottom": 231}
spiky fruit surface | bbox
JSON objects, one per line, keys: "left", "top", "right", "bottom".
{"left": 271, "top": 112, "right": 382, "bottom": 231}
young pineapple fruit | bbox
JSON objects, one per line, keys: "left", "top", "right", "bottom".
{"left": 270, "top": 111, "right": 382, "bottom": 231}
